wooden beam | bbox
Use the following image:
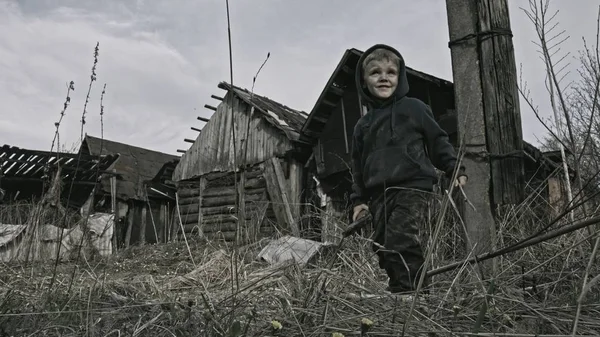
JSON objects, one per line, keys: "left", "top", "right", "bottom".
{"left": 177, "top": 149, "right": 186, "bottom": 154}
{"left": 184, "top": 139, "right": 195, "bottom": 143}
{"left": 191, "top": 127, "right": 202, "bottom": 132}
{"left": 204, "top": 104, "right": 217, "bottom": 111}
{"left": 211, "top": 95, "right": 223, "bottom": 101}
{"left": 197, "top": 116, "right": 210, "bottom": 123}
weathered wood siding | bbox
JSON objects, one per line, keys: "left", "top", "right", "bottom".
{"left": 173, "top": 93, "right": 296, "bottom": 181}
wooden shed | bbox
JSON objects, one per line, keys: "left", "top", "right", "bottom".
{"left": 299, "top": 48, "right": 576, "bottom": 242}
{"left": 79, "top": 135, "right": 179, "bottom": 247}
{"left": 172, "top": 82, "right": 312, "bottom": 242}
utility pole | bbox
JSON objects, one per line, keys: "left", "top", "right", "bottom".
{"left": 445, "top": 0, "right": 525, "bottom": 260}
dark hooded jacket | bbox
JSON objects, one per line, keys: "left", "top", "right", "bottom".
{"left": 350, "top": 44, "right": 466, "bottom": 207}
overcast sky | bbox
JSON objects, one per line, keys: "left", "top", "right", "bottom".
{"left": 0, "top": 0, "right": 598, "bottom": 156}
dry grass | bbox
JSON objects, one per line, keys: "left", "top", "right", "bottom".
{"left": 2, "top": 189, "right": 600, "bottom": 337}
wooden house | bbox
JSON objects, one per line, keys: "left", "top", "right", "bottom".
{"left": 300, "top": 48, "right": 575, "bottom": 241}
{"left": 78, "top": 135, "right": 179, "bottom": 247}
{"left": 172, "top": 82, "right": 312, "bottom": 242}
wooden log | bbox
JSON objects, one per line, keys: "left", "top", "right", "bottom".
{"left": 180, "top": 211, "right": 200, "bottom": 224}
{"left": 178, "top": 203, "right": 200, "bottom": 215}
{"left": 202, "top": 192, "right": 264, "bottom": 208}
{"left": 178, "top": 187, "right": 200, "bottom": 199}
{"left": 177, "top": 149, "right": 186, "bottom": 154}
{"left": 198, "top": 115, "right": 211, "bottom": 122}
{"left": 203, "top": 186, "right": 236, "bottom": 197}
{"left": 178, "top": 196, "right": 198, "bottom": 206}
{"left": 202, "top": 186, "right": 266, "bottom": 198}
{"left": 200, "top": 203, "right": 264, "bottom": 216}
{"left": 191, "top": 127, "right": 202, "bottom": 132}
{"left": 184, "top": 138, "right": 195, "bottom": 143}
{"left": 211, "top": 94, "right": 223, "bottom": 101}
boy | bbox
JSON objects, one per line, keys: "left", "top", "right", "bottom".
{"left": 350, "top": 44, "right": 467, "bottom": 294}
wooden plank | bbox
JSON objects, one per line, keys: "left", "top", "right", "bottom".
{"left": 139, "top": 205, "right": 147, "bottom": 245}
{"left": 124, "top": 201, "right": 134, "bottom": 248}
{"left": 270, "top": 157, "right": 299, "bottom": 236}
{"left": 159, "top": 204, "right": 166, "bottom": 243}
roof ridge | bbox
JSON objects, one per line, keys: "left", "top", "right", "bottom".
{"left": 85, "top": 134, "right": 178, "bottom": 158}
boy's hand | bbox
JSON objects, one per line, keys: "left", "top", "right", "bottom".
{"left": 352, "top": 204, "right": 369, "bottom": 222}
{"left": 454, "top": 175, "right": 468, "bottom": 187}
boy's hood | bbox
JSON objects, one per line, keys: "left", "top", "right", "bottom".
{"left": 355, "top": 44, "right": 410, "bottom": 108}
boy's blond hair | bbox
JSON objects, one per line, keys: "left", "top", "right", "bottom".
{"left": 361, "top": 48, "right": 401, "bottom": 73}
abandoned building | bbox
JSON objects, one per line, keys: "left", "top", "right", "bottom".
{"left": 300, "top": 48, "right": 576, "bottom": 242}
{"left": 0, "top": 144, "right": 119, "bottom": 262}
{"left": 0, "top": 144, "right": 118, "bottom": 214}
{"left": 79, "top": 135, "right": 179, "bottom": 247}
{"left": 172, "top": 81, "right": 312, "bottom": 242}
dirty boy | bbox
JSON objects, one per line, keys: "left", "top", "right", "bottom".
{"left": 350, "top": 44, "right": 467, "bottom": 294}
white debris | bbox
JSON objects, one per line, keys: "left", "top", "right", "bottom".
{"left": 257, "top": 235, "right": 331, "bottom": 266}
{"left": 266, "top": 110, "right": 289, "bottom": 127}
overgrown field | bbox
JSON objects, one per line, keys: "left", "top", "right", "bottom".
{"left": 2, "top": 214, "right": 600, "bottom": 337}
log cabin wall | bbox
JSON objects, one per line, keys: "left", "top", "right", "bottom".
{"left": 176, "top": 164, "right": 277, "bottom": 242}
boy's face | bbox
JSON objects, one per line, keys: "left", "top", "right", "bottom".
{"left": 363, "top": 59, "right": 399, "bottom": 100}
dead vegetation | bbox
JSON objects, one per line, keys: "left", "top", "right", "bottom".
{"left": 2, "top": 178, "right": 600, "bottom": 336}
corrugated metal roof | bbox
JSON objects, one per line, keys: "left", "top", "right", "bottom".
{"left": 218, "top": 82, "right": 309, "bottom": 142}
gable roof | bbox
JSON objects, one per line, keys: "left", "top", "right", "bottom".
{"left": 80, "top": 135, "right": 179, "bottom": 201}
{"left": 301, "top": 48, "right": 454, "bottom": 140}
{"left": 218, "top": 82, "right": 309, "bottom": 142}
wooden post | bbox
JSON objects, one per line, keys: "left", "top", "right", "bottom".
{"left": 445, "top": 0, "right": 525, "bottom": 259}
{"left": 124, "top": 201, "right": 134, "bottom": 248}
{"left": 159, "top": 204, "right": 166, "bottom": 243}
{"left": 110, "top": 170, "right": 118, "bottom": 251}
{"left": 139, "top": 204, "right": 147, "bottom": 245}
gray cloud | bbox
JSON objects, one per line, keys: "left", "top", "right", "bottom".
{"left": 0, "top": 0, "right": 598, "bottom": 155}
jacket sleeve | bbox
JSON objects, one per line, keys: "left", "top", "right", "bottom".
{"left": 420, "top": 105, "right": 466, "bottom": 179}
{"left": 350, "top": 125, "right": 367, "bottom": 207}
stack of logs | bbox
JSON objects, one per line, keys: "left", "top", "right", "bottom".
{"left": 176, "top": 164, "right": 278, "bottom": 242}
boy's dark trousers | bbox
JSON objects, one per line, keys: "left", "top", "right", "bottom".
{"left": 368, "top": 187, "right": 430, "bottom": 293}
